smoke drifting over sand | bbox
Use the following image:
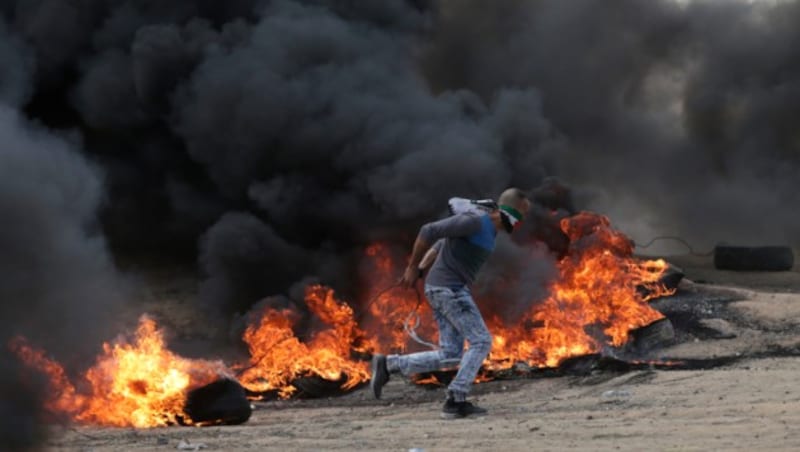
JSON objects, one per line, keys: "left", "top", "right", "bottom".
{"left": 2, "top": 0, "right": 799, "bottom": 350}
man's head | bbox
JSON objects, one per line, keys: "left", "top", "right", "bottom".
{"left": 496, "top": 188, "right": 531, "bottom": 233}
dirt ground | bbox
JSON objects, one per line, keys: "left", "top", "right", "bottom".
{"left": 46, "top": 254, "right": 800, "bottom": 451}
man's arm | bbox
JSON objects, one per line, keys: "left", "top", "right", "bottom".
{"left": 400, "top": 235, "right": 432, "bottom": 287}
{"left": 418, "top": 241, "right": 442, "bottom": 272}
{"left": 400, "top": 215, "right": 480, "bottom": 287}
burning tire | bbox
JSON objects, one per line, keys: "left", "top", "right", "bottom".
{"left": 713, "top": 245, "right": 794, "bottom": 271}
{"left": 182, "top": 379, "right": 252, "bottom": 426}
{"left": 291, "top": 374, "right": 355, "bottom": 399}
{"left": 637, "top": 263, "right": 684, "bottom": 299}
{"left": 658, "top": 264, "right": 685, "bottom": 291}
{"left": 627, "top": 318, "right": 675, "bottom": 353}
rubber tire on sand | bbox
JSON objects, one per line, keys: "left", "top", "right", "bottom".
{"left": 183, "top": 379, "right": 252, "bottom": 426}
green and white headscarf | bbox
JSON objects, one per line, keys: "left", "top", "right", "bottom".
{"left": 499, "top": 204, "right": 524, "bottom": 230}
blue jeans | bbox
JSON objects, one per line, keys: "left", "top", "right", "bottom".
{"left": 388, "top": 285, "right": 492, "bottom": 396}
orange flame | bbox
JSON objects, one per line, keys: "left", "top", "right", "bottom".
{"left": 360, "top": 212, "right": 673, "bottom": 370}
{"left": 360, "top": 243, "right": 436, "bottom": 353}
{"left": 10, "top": 315, "right": 228, "bottom": 427}
{"left": 11, "top": 210, "right": 676, "bottom": 425}
{"left": 237, "top": 285, "right": 374, "bottom": 398}
{"left": 486, "top": 213, "right": 670, "bottom": 368}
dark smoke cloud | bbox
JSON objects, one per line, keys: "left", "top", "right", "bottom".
{"left": 171, "top": 0, "right": 560, "bottom": 312}
{"left": 4, "top": 0, "right": 559, "bottom": 321}
{"left": 423, "top": 0, "right": 800, "bottom": 251}
{"left": 4, "top": 1, "right": 259, "bottom": 260}
{"left": 0, "top": 105, "right": 129, "bottom": 446}
{"left": 0, "top": 106, "right": 129, "bottom": 363}
{"left": 199, "top": 211, "right": 312, "bottom": 314}
{"left": 474, "top": 235, "right": 558, "bottom": 326}
{"left": 0, "top": 19, "right": 33, "bottom": 108}
{"left": 3, "top": 0, "right": 800, "bottom": 331}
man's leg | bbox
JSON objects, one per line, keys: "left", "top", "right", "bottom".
{"left": 371, "top": 287, "right": 464, "bottom": 399}
{"left": 438, "top": 288, "right": 492, "bottom": 418}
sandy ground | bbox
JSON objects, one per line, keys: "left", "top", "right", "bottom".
{"left": 46, "top": 255, "right": 800, "bottom": 451}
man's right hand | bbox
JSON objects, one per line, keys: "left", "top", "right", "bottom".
{"left": 399, "top": 265, "right": 419, "bottom": 288}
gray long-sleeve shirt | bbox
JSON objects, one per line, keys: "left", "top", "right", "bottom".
{"left": 419, "top": 212, "right": 497, "bottom": 288}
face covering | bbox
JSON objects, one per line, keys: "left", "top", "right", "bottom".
{"left": 498, "top": 205, "right": 523, "bottom": 233}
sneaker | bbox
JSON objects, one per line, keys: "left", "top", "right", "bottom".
{"left": 370, "top": 354, "right": 390, "bottom": 399}
{"left": 440, "top": 399, "right": 488, "bottom": 419}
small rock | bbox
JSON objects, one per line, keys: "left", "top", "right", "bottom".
{"left": 177, "top": 440, "right": 207, "bottom": 451}
{"left": 600, "top": 389, "right": 632, "bottom": 403}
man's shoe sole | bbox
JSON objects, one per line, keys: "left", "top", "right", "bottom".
{"left": 370, "top": 355, "right": 387, "bottom": 399}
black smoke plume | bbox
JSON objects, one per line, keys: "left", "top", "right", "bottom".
{"left": 423, "top": 0, "right": 800, "bottom": 252}
{"left": 0, "top": 105, "right": 128, "bottom": 363}
{"left": 2, "top": 0, "right": 799, "bottom": 342}
{"left": 0, "top": 84, "right": 128, "bottom": 448}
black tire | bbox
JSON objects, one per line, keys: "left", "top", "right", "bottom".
{"left": 627, "top": 318, "right": 675, "bottom": 353}
{"left": 291, "top": 374, "right": 351, "bottom": 399}
{"left": 183, "top": 379, "right": 252, "bottom": 426}
{"left": 659, "top": 265, "right": 685, "bottom": 291}
{"left": 557, "top": 353, "right": 602, "bottom": 375}
{"left": 713, "top": 245, "right": 794, "bottom": 271}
